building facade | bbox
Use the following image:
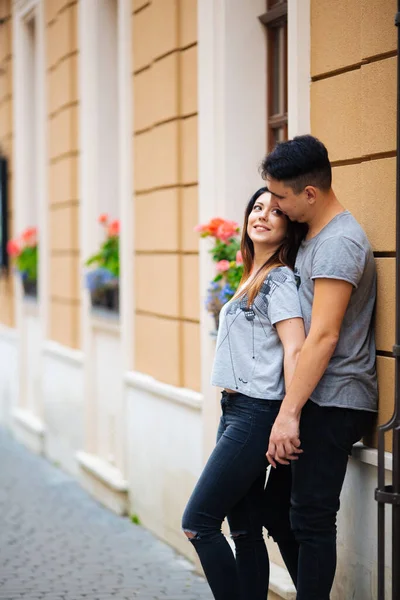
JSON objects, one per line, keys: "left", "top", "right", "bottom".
{"left": 0, "top": 0, "right": 396, "bottom": 598}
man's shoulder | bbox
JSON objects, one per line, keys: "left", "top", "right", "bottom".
{"left": 319, "top": 211, "right": 371, "bottom": 250}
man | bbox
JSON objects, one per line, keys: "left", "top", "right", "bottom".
{"left": 261, "top": 135, "right": 378, "bottom": 600}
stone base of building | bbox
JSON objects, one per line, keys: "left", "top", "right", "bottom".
{"left": 76, "top": 450, "right": 128, "bottom": 516}
{"left": 269, "top": 593, "right": 288, "bottom": 600}
{"left": 269, "top": 562, "right": 296, "bottom": 599}
{"left": 12, "top": 407, "right": 45, "bottom": 456}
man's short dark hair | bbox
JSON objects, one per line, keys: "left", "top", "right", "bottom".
{"left": 260, "top": 135, "right": 332, "bottom": 194}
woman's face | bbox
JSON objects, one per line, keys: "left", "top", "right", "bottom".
{"left": 247, "top": 192, "right": 288, "bottom": 250}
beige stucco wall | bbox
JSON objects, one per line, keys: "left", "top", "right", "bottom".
{"left": 0, "top": 0, "right": 14, "bottom": 328}
{"left": 46, "top": 0, "right": 80, "bottom": 348}
{"left": 132, "top": 0, "right": 200, "bottom": 390}
{"left": 310, "top": 0, "right": 397, "bottom": 450}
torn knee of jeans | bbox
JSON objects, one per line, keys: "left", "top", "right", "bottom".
{"left": 183, "top": 529, "right": 200, "bottom": 540}
{"left": 231, "top": 530, "right": 248, "bottom": 539}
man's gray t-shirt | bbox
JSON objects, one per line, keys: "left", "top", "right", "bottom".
{"left": 295, "top": 210, "right": 378, "bottom": 411}
{"left": 211, "top": 266, "right": 303, "bottom": 400}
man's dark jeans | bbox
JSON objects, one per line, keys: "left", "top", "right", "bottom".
{"left": 264, "top": 399, "right": 375, "bottom": 600}
{"left": 182, "top": 391, "right": 281, "bottom": 600}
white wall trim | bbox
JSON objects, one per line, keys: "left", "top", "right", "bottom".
{"left": 13, "top": 0, "right": 47, "bottom": 421}
{"left": 0, "top": 325, "right": 18, "bottom": 342}
{"left": 116, "top": 0, "right": 133, "bottom": 478}
{"left": 118, "top": 0, "right": 134, "bottom": 372}
{"left": 42, "top": 340, "right": 84, "bottom": 366}
{"left": 287, "top": 0, "right": 311, "bottom": 137}
{"left": 12, "top": 406, "right": 45, "bottom": 435}
{"left": 76, "top": 450, "right": 128, "bottom": 492}
{"left": 352, "top": 443, "right": 393, "bottom": 472}
{"left": 78, "top": 0, "right": 102, "bottom": 457}
{"left": 125, "top": 371, "right": 203, "bottom": 411}
{"left": 36, "top": 0, "right": 49, "bottom": 347}
{"left": 269, "top": 561, "right": 296, "bottom": 600}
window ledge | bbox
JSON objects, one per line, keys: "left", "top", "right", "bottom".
{"left": 22, "top": 296, "right": 39, "bottom": 316}
{"left": 90, "top": 310, "right": 120, "bottom": 335}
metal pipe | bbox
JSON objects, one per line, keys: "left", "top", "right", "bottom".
{"left": 375, "top": 6, "right": 400, "bottom": 599}
{"left": 392, "top": 11, "right": 400, "bottom": 598}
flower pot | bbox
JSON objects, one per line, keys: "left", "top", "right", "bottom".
{"left": 22, "top": 278, "right": 37, "bottom": 298}
{"left": 90, "top": 282, "right": 119, "bottom": 313}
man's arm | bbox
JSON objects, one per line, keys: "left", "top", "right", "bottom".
{"left": 267, "top": 278, "right": 353, "bottom": 467}
{"left": 275, "top": 317, "right": 306, "bottom": 392}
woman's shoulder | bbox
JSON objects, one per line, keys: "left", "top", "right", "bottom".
{"left": 257, "top": 266, "right": 298, "bottom": 303}
{"left": 264, "top": 265, "right": 296, "bottom": 286}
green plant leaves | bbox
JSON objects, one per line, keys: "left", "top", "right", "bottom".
{"left": 16, "top": 246, "right": 38, "bottom": 281}
{"left": 85, "top": 236, "right": 119, "bottom": 277}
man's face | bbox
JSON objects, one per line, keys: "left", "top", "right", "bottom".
{"left": 265, "top": 176, "right": 309, "bottom": 223}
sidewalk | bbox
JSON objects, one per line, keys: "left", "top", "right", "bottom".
{"left": 0, "top": 428, "right": 213, "bottom": 600}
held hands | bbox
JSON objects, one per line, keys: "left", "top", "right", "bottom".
{"left": 266, "top": 412, "right": 303, "bottom": 467}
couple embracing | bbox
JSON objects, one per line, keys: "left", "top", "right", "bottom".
{"left": 182, "top": 135, "right": 377, "bottom": 600}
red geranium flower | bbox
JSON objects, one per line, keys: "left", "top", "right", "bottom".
{"left": 7, "top": 239, "right": 20, "bottom": 257}
{"left": 208, "top": 218, "right": 226, "bottom": 237}
{"left": 98, "top": 213, "right": 109, "bottom": 225}
{"left": 216, "top": 260, "right": 231, "bottom": 272}
{"left": 216, "top": 220, "right": 239, "bottom": 242}
{"left": 21, "top": 227, "right": 37, "bottom": 247}
{"left": 108, "top": 219, "right": 120, "bottom": 237}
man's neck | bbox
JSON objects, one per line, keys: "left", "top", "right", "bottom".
{"left": 306, "top": 191, "right": 345, "bottom": 240}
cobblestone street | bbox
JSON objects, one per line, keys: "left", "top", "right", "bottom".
{"left": 0, "top": 429, "right": 212, "bottom": 600}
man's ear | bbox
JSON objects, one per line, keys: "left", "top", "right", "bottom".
{"left": 304, "top": 186, "right": 317, "bottom": 205}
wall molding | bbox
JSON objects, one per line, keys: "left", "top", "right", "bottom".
{"left": 76, "top": 450, "right": 128, "bottom": 516}
{"left": 352, "top": 442, "right": 393, "bottom": 472}
{"left": 12, "top": 406, "right": 45, "bottom": 455}
{"left": 42, "top": 339, "right": 84, "bottom": 366}
{"left": 12, "top": 406, "right": 45, "bottom": 435}
{"left": 287, "top": 0, "right": 311, "bottom": 137}
{"left": 125, "top": 371, "right": 203, "bottom": 411}
{"left": 76, "top": 450, "right": 128, "bottom": 492}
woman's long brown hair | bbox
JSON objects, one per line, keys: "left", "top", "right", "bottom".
{"left": 235, "top": 187, "right": 307, "bottom": 306}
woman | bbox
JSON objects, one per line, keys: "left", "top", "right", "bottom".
{"left": 182, "top": 187, "right": 307, "bottom": 600}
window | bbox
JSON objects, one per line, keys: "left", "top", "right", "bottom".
{"left": 259, "top": 0, "right": 288, "bottom": 151}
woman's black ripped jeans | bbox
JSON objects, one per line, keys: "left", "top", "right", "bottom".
{"left": 182, "top": 391, "right": 288, "bottom": 600}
